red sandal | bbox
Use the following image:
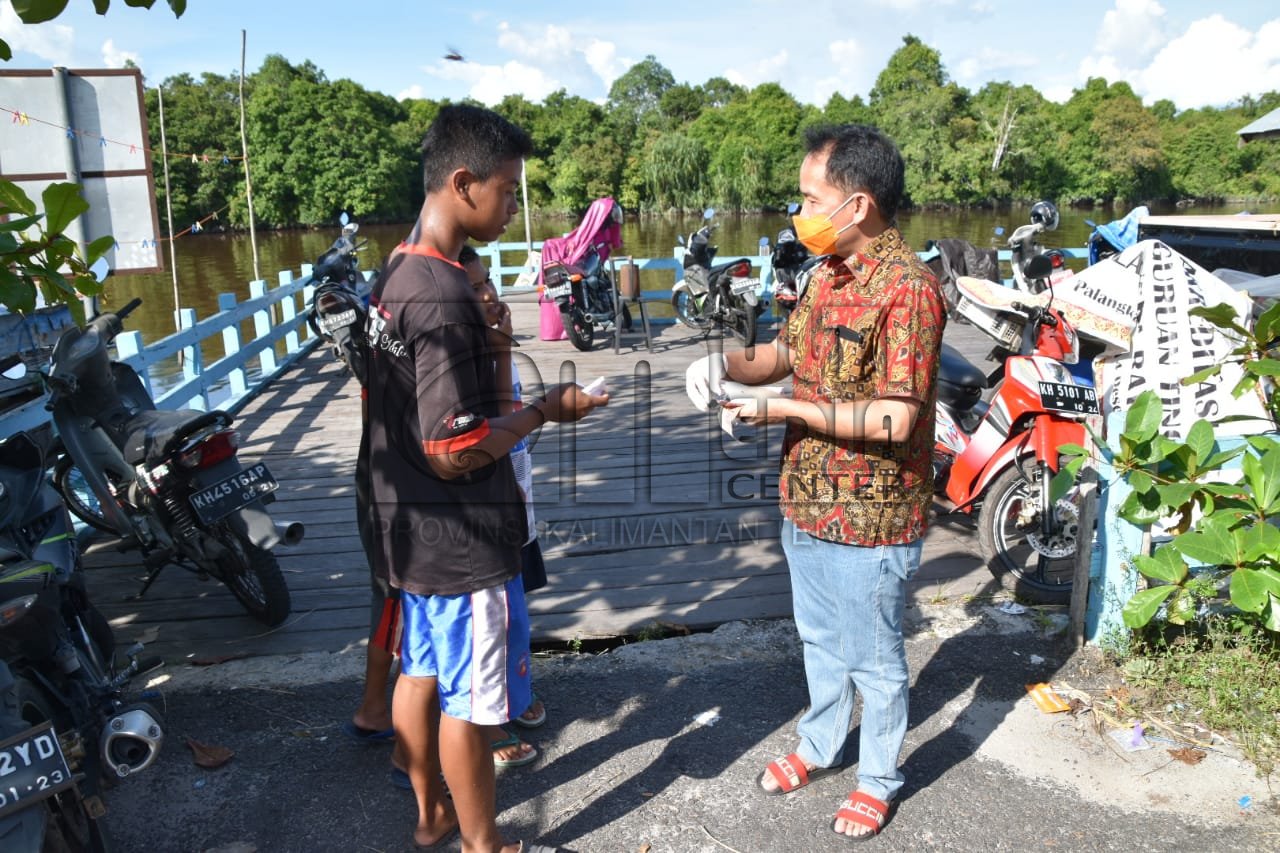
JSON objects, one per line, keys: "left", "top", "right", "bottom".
{"left": 757, "top": 752, "right": 838, "bottom": 795}
{"left": 832, "top": 790, "right": 893, "bottom": 841}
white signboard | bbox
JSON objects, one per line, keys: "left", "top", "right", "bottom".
{"left": 0, "top": 68, "right": 161, "bottom": 274}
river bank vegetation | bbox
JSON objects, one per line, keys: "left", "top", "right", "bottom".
{"left": 145, "top": 35, "right": 1280, "bottom": 229}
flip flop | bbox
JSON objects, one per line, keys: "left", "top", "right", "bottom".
{"left": 492, "top": 731, "right": 538, "bottom": 768}
{"left": 341, "top": 720, "right": 394, "bottom": 743}
{"left": 758, "top": 752, "right": 839, "bottom": 795}
{"left": 510, "top": 693, "right": 546, "bottom": 729}
{"left": 391, "top": 767, "right": 453, "bottom": 798}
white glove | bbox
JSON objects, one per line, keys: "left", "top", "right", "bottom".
{"left": 685, "top": 353, "right": 727, "bottom": 412}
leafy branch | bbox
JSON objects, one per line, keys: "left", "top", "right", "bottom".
{"left": 1, "top": 1, "right": 187, "bottom": 61}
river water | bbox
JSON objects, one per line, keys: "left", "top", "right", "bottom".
{"left": 105, "top": 201, "right": 1277, "bottom": 389}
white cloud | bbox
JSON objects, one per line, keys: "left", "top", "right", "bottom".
{"left": 970, "top": 1, "right": 995, "bottom": 13}
{"left": 725, "top": 50, "right": 789, "bottom": 88}
{"left": 0, "top": 3, "right": 74, "bottom": 62}
{"left": 583, "top": 39, "right": 628, "bottom": 90}
{"left": 496, "top": 21, "right": 573, "bottom": 60}
{"left": 101, "top": 39, "right": 139, "bottom": 69}
{"left": 1095, "top": 0, "right": 1169, "bottom": 62}
{"left": 397, "top": 84, "right": 426, "bottom": 101}
{"left": 1136, "top": 15, "right": 1280, "bottom": 107}
{"left": 424, "top": 58, "right": 564, "bottom": 105}
{"left": 954, "top": 47, "right": 1037, "bottom": 85}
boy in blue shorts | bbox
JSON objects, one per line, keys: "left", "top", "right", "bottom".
{"left": 364, "top": 104, "right": 607, "bottom": 852}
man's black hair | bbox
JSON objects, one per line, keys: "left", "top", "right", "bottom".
{"left": 458, "top": 244, "right": 480, "bottom": 264}
{"left": 420, "top": 104, "right": 533, "bottom": 196}
{"left": 803, "top": 124, "right": 905, "bottom": 221}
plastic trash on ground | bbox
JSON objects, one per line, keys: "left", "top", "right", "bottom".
{"left": 1026, "top": 683, "right": 1072, "bottom": 714}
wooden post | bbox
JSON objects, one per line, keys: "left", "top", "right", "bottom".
{"left": 219, "top": 293, "right": 248, "bottom": 403}
{"left": 157, "top": 85, "right": 182, "bottom": 334}
{"left": 178, "top": 308, "right": 204, "bottom": 411}
{"left": 250, "top": 280, "right": 277, "bottom": 376}
{"left": 278, "top": 270, "right": 300, "bottom": 354}
{"left": 239, "top": 30, "right": 261, "bottom": 281}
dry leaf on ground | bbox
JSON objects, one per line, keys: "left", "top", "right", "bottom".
{"left": 186, "top": 736, "right": 234, "bottom": 769}
{"left": 1167, "top": 747, "right": 1207, "bottom": 765}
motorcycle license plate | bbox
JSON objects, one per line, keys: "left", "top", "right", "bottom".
{"left": 319, "top": 309, "right": 357, "bottom": 332}
{"left": 1038, "top": 381, "right": 1099, "bottom": 415}
{"left": 729, "top": 277, "right": 760, "bottom": 295}
{"left": 188, "top": 462, "right": 279, "bottom": 525}
{"left": 543, "top": 283, "right": 572, "bottom": 300}
{"left": 0, "top": 722, "right": 75, "bottom": 819}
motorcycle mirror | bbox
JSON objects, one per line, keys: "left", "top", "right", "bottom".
{"left": 786, "top": 202, "right": 800, "bottom": 215}
{"left": 676, "top": 235, "right": 686, "bottom": 247}
{"left": 703, "top": 208, "right": 715, "bottom": 220}
{"left": 1025, "top": 254, "right": 1054, "bottom": 280}
{"left": 1, "top": 361, "right": 27, "bottom": 381}
{"left": 88, "top": 257, "right": 111, "bottom": 283}
{"left": 344, "top": 222, "right": 360, "bottom": 236}
{"left": 339, "top": 211, "right": 350, "bottom": 227}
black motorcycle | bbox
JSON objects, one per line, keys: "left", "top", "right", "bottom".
{"left": 307, "top": 214, "right": 372, "bottom": 384}
{"left": 542, "top": 246, "right": 631, "bottom": 352}
{"left": 768, "top": 208, "right": 826, "bottom": 325}
{"left": 40, "top": 295, "right": 303, "bottom": 627}
{"left": 672, "top": 208, "right": 764, "bottom": 346}
{"left": 0, "top": 420, "right": 163, "bottom": 852}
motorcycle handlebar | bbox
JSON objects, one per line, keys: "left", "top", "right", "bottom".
{"left": 117, "top": 298, "right": 143, "bottom": 320}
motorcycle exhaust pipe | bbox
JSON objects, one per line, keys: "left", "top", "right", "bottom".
{"left": 274, "top": 521, "right": 305, "bottom": 547}
{"left": 103, "top": 706, "right": 163, "bottom": 778}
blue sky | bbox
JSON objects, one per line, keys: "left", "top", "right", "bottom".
{"left": 3, "top": 0, "right": 1278, "bottom": 110}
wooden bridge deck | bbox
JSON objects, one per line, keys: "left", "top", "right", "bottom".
{"left": 84, "top": 296, "right": 998, "bottom": 663}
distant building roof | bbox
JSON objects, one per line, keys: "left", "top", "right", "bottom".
{"left": 1238, "top": 106, "right": 1280, "bottom": 142}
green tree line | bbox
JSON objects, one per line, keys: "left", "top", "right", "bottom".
{"left": 146, "top": 35, "right": 1280, "bottom": 230}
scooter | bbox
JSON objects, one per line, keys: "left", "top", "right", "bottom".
{"left": 672, "top": 208, "right": 765, "bottom": 346}
{"left": 0, "top": 418, "right": 163, "bottom": 852}
{"left": 934, "top": 258, "right": 1097, "bottom": 604}
{"left": 1007, "top": 201, "right": 1073, "bottom": 295}
{"left": 768, "top": 209, "right": 825, "bottom": 325}
{"left": 541, "top": 245, "right": 631, "bottom": 352}
{"left": 41, "top": 278, "right": 303, "bottom": 627}
{"left": 307, "top": 213, "right": 373, "bottom": 384}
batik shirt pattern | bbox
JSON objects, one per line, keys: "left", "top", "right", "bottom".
{"left": 780, "top": 228, "right": 945, "bottom": 545}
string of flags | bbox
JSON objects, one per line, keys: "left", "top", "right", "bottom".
{"left": 4, "top": 105, "right": 245, "bottom": 164}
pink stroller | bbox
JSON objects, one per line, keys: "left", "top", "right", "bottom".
{"left": 538, "top": 198, "right": 628, "bottom": 347}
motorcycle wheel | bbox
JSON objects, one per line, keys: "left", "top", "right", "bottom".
{"left": 214, "top": 531, "right": 291, "bottom": 627}
{"left": 564, "top": 309, "right": 594, "bottom": 352}
{"left": 671, "top": 292, "right": 709, "bottom": 330}
{"left": 53, "top": 459, "right": 119, "bottom": 534}
{"left": 977, "top": 458, "right": 1078, "bottom": 605}
{"left": 12, "top": 678, "right": 108, "bottom": 853}
{"left": 731, "top": 305, "right": 758, "bottom": 347}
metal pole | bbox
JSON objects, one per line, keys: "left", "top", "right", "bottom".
{"left": 521, "top": 158, "right": 532, "bottom": 254}
{"left": 157, "top": 86, "right": 182, "bottom": 334}
{"left": 239, "top": 30, "right": 261, "bottom": 281}
{"left": 51, "top": 66, "right": 94, "bottom": 316}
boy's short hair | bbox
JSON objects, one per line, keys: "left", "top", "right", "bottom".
{"left": 421, "top": 105, "right": 533, "bottom": 196}
{"left": 458, "top": 244, "right": 480, "bottom": 265}
{"left": 803, "top": 124, "right": 905, "bottom": 221}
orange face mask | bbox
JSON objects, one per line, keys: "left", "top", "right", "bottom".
{"left": 792, "top": 194, "right": 856, "bottom": 256}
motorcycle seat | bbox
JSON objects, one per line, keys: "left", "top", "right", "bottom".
{"left": 122, "top": 409, "right": 233, "bottom": 466}
{"left": 937, "top": 344, "right": 987, "bottom": 412}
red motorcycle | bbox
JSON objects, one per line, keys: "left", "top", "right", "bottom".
{"left": 934, "top": 260, "right": 1097, "bottom": 604}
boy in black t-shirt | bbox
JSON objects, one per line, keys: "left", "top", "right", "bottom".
{"left": 365, "top": 105, "right": 606, "bottom": 852}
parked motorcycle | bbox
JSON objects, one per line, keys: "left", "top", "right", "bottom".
{"left": 541, "top": 246, "right": 631, "bottom": 352}
{"left": 769, "top": 209, "right": 825, "bottom": 324}
{"left": 672, "top": 208, "right": 765, "bottom": 346}
{"left": 935, "top": 260, "right": 1097, "bottom": 604}
{"left": 306, "top": 213, "right": 373, "bottom": 383}
{"left": 0, "top": 419, "right": 163, "bottom": 851}
{"left": 40, "top": 290, "right": 302, "bottom": 627}
{"left": 1007, "top": 200, "right": 1072, "bottom": 294}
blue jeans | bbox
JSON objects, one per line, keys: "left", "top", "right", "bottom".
{"left": 782, "top": 519, "right": 921, "bottom": 803}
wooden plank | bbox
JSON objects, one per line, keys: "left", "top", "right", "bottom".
{"left": 85, "top": 297, "right": 1003, "bottom": 662}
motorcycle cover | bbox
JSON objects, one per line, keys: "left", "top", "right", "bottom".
{"left": 923, "top": 238, "right": 999, "bottom": 313}
{"left": 538, "top": 198, "right": 624, "bottom": 341}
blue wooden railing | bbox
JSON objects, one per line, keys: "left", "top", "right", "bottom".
{"left": 0, "top": 262, "right": 342, "bottom": 437}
